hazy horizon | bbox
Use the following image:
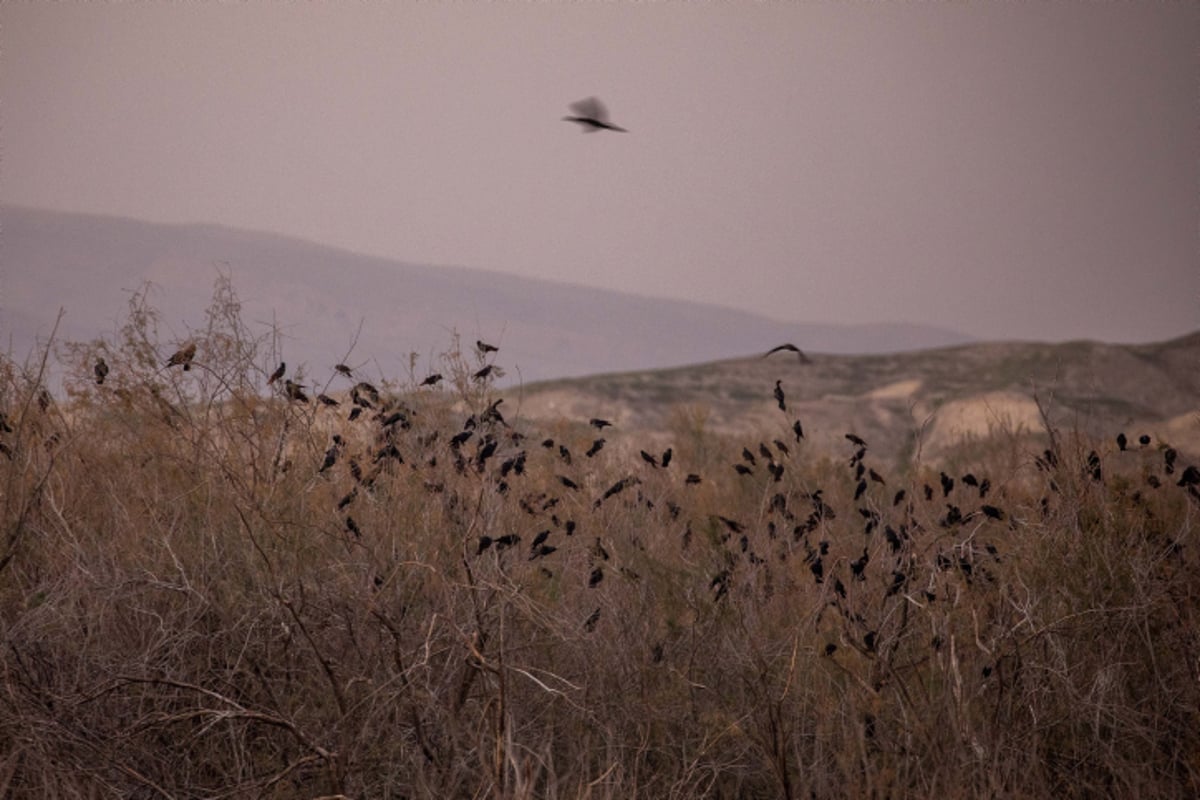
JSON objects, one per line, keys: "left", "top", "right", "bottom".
{"left": 3, "top": 2, "right": 1197, "bottom": 345}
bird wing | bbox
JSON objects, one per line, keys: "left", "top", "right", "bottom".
{"left": 569, "top": 97, "right": 607, "bottom": 122}
{"left": 763, "top": 343, "right": 799, "bottom": 357}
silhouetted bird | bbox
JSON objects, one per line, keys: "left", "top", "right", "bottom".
{"left": 773, "top": 381, "right": 786, "bottom": 412}
{"left": 166, "top": 343, "right": 196, "bottom": 370}
{"left": 421, "top": 373, "right": 443, "bottom": 386}
{"left": 589, "top": 418, "right": 613, "bottom": 430}
{"left": 317, "top": 394, "right": 339, "bottom": 407}
{"left": 285, "top": 380, "right": 309, "bottom": 403}
{"left": 94, "top": 358, "right": 109, "bottom": 385}
{"left": 477, "top": 536, "right": 493, "bottom": 555}
{"left": 845, "top": 433, "right": 867, "bottom": 448}
{"left": 893, "top": 489, "right": 906, "bottom": 507}
{"left": 685, "top": 473, "right": 702, "bottom": 485}
{"left": 981, "top": 504, "right": 1005, "bottom": 521}
{"left": 476, "top": 339, "right": 498, "bottom": 354}
{"left": 563, "top": 97, "right": 627, "bottom": 132}
{"left": 335, "top": 363, "right": 353, "bottom": 377}
{"left": 473, "top": 365, "right": 496, "bottom": 381}
{"left": 584, "top": 607, "right": 602, "bottom": 631}
{"left": 660, "top": 447, "right": 673, "bottom": 468}
{"left": 734, "top": 464, "right": 754, "bottom": 476}
{"left": 641, "top": 450, "right": 659, "bottom": 467}
{"left": 584, "top": 439, "right": 605, "bottom": 458}
{"left": 560, "top": 476, "right": 580, "bottom": 490}
{"left": 961, "top": 473, "right": 978, "bottom": 487}
{"left": 854, "top": 480, "right": 867, "bottom": 500}
{"left": 868, "top": 468, "right": 886, "bottom": 485}
{"left": 763, "top": 343, "right": 811, "bottom": 363}
{"left": 1178, "top": 465, "right": 1200, "bottom": 488}
{"left": 774, "top": 439, "right": 790, "bottom": 457}
{"left": 1116, "top": 432, "right": 1128, "bottom": 451}
{"left": 268, "top": 362, "right": 285, "bottom": 385}
{"left": 940, "top": 472, "right": 954, "bottom": 497}
{"left": 793, "top": 420, "right": 805, "bottom": 441}
{"left": 742, "top": 447, "right": 757, "bottom": 465}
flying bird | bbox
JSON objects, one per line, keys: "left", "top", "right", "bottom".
{"left": 763, "top": 343, "right": 811, "bottom": 363}
{"left": 563, "top": 97, "right": 627, "bottom": 132}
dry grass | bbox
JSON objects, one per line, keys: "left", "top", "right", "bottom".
{"left": 1, "top": 280, "right": 1197, "bottom": 798}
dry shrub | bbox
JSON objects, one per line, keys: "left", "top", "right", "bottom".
{"left": 0, "top": 279, "right": 1197, "bottom": 798}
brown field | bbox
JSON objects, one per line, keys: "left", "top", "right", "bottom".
{"left": 2, "top": 282, "right": 1198, "bottom": 798}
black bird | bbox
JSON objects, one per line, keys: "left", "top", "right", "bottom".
{"left": 586, "top": 439, "right": 606, "bottom": 457}
{"left": 473, "top": 364, "right": 497, "bottom": 381}
{"left": 166, "top": 342, "right": 196, "bottom": 370}
{"left": 1178, "top": 465, "right": 1200, "bottom": 488}
{"left": 1116, "top": 432, "right": 1128, "bottom": 452}
{"left": 961, "top": 473, "right": 979, "bottom": 487}
{"left": 285, "top": 380, "right": 309, "bottom": 403}
{"left": 590, "top": 418, "right": 613, "bottom": 430}
{"left": 477, "top": 536, "right": 493, "bottom": 555}
{"left": 773, "top": 380, "right": 786, "bottom": 412}
{"left": 589, "top": 567, "right": 604, "bottom": 588}
{"left": 774, "top": 439, "right": 790, "bottom": 457}
{"left": 793, "top": 419, "right": 805, "bottom": 441}
{"left": 421, "top": 373, "right": 443, "bottom": 386}
{"left": 845, "top": 433, "right": 867, "bottom": 448}
{"left": 476, "top": 339, "right": 498, "bottom": 354}
{"left": 640, "top": 450, "right": 659, "bottom": 468}
{"left": 563, "top": 97, "right": 627, "bottom": 132}
{"left": 940, "top": 472, "right": 954, "bottom": 497}
{"left": 763, "top": 343, "right": 811, "bottom": 363}
{"left": 94, "top": 358, "right": 109, "bottom": 385}
{"left": 981, "top": 504, "right": 1005, "bottom": 521}
{"left": 854, "top": 480, "right": 868, "bottom": 500}
{"left": 531, "top": 529, "right": 550, "bottom": 550}
{"left": 268, "top": 362, "right": 285, "bottom": 385}
{"left": 742, "top": 447, "right": 757, "bottom": 465}
{"left": 734, "top": 464, "right": 754, "bottom": 476}
{"left": 893, "top": 489, "right": 906, "bottom": 507}
{"left": 685, "top": 473, "right": 702, "bottom": 485}
{"left": 660, "top": 447, "right": 673, "bottom": 468}
{"left": 335, "top": 363, "right": 353, "bottom": 377}
{"left": 317, "top": 394, "right": 339, "bottom": 407}
{"left": 868, "top": 468, "right": 886, "bottom": 485}
{"left": 583, "top": 608, "right": 602, "bottom": 631}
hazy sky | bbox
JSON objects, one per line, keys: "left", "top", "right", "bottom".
{"left": 3, "top": 2, "right": 1197, "bottom": 344}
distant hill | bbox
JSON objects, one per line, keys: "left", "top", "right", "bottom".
{"left": 1, "top": 205, "right": 972, "bottom": 384}
{"left": 517, "top": 332, "right": 1200, "bottom": 463}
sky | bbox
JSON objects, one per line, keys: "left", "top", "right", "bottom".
{"left": 2, "top": 2, "right": 1197, "bottom": 345}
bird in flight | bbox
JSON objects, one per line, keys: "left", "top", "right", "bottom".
{"left": 563, "top": 97, "right": 627, "bottom": 133}
{"left": 763, "top": 343, "right": 811, "bottom": 363}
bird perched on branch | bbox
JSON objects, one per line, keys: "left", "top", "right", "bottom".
{"left": 563, "top": 97, "right": 627, "bottom": 133}
{"left": 268, "top": 362, "right": 285, "bottom": 385}
{"left": 94, "top": 358, "right": 109, "bottom": 385}
{"left": 166, "top": 343, "right": 196, "bottom": 370}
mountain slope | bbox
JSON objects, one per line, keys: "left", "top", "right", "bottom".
{"left": 516, "top": 332, "right": 1200, "bottom": 462}
{"left": 1, "top": 205, "right": 972, "bottom": 383}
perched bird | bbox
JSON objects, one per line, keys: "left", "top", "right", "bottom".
{"left": 317, "top": 394, "right": 339, "bottom": 407}
{"left": 773, "top": 381, "right": 786, "bottom": 412}
{"left": 94, "top": 358, "right": 109, "bottom": 386}
{"left": 640, "top": 450, "right": 659, "bottom": 468}
{"left": 589, "top": 418, "right": 613, "bottom": 430}
{"left": 476, "top": 339, "right": 499, "bottom": 355}
{"left": 940, "top": 472, "right": 954, "bottom": 497}
{"left": 763, "top": 343, "right": 811, "bottom": 363}
{"left": 660, "top": 447, "right": 673, "bottom": 469}
{"left": 335, "top": 363, "right": 353, "bottom": 377}
{"left": 420, "top": 373, "right": 443, "bottom": 387}
{"left": 268, "top": 362, "right": 285, "bottom": 385}
{"left": 166, "top": 343, "right": 196, "bottom": 370}
{"left": 793, "top": 419, "right": 805, "bottom": 441}
{"left": 1116, "top": 432, "right": 1127, "bottom": 451}
{"left": 845, "top": 433, "right": 867, "bottom": 448}
{"left": 473, "top": 364, "right": 497, "bottom": 381}
{"left": 563, "top": 97, "right": 627, "bottom": 132}
{"left": 586, "top": 439, "right": 606, "bottom": 458}
{"left": 285, "top": 380, "right": 309, "bottom": 403}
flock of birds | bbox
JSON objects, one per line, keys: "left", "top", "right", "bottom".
{"left": 86, "top": 334, "right": 1187, "bottom": 648}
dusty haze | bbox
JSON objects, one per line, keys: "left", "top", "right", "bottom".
{"left": 2, "top": 3, "right": 1197, "bottom": 344}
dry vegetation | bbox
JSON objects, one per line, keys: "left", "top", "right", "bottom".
{"left": 2, "top": 280, "right": 1198, "bottom": 798}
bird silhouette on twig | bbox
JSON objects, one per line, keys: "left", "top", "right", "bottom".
{"left": 563, "top": 97, "right": 627, "bottom": 133}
